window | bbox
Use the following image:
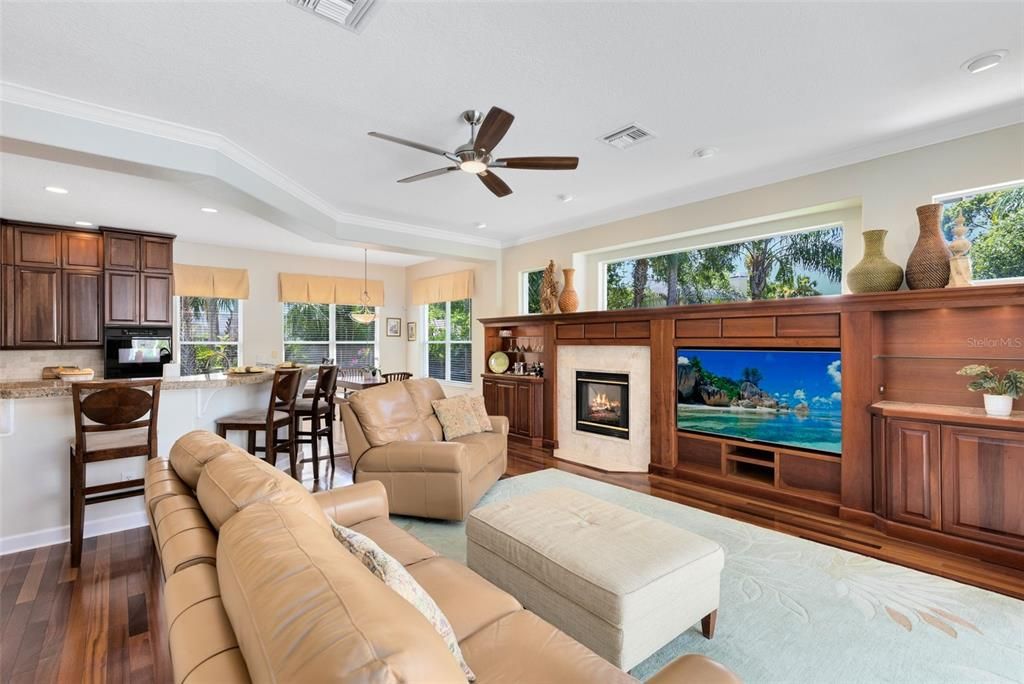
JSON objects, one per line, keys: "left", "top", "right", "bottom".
{"left": 282, "top": 302, "right": 377, "bottom": 368}
{"left": 521, "top": 269, "right": 544, "bottom": 314}
{"left": 603, "top": 224, "right": 843, "bottom": 310}
{"left": 177, "top": 297, "right": 241, "bottom": 374}
{"left": 938, "top": 181, "right": 1024, "bottom": 282}
{"left": 425, "top": 299, "right": 472, "bottom": 383}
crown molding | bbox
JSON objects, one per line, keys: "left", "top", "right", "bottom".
{"left": 0, "top": 82, "right": 502, "bottom": 251}
{"left": 501, "top": 99, "right": 1024, "bottom": 248}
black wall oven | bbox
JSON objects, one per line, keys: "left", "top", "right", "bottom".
{"left": 104, "top": 327, "right": 173, "bottom": 379}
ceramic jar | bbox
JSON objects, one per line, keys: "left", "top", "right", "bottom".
{"left": 847, "top": 229, "right": 904, "bottom": 293}
{"left": 905, "top": 203, "right": 952, "bottom": 290}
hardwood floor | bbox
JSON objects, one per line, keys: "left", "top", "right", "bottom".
{"left": 3, "top": 436, "right": 1022, "bottom": 683}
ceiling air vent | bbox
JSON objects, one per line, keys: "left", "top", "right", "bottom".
{"left": 600, "top": 123, "right": 655, "bottom": 149}
{"left": 287, "top": 0, "right": 376, "bottom": 32}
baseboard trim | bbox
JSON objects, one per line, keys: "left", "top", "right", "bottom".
{"left": 0, "top": 509, "right": 149, "bottom": 556}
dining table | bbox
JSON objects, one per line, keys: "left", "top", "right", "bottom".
{"left": 335, "top": 374, "right": 389, "bottom": 393}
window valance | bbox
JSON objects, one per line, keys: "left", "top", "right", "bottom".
{"left": 173, "top": 264, "right": 250, "bottom": 299}
{"left": 410, "top": 269, "right": 475, "bottom": 305}
{"left": 278, "top": 273, "right": 385, "bottom": 306}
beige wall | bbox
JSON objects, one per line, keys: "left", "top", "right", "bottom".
{"left": 501, "top": 123, "right": 1024, "bottom": 314}
{"left": 405, "top": 257, "right": 500, "bottom": 395}
{"left": 174, "top": 242, "right": 408, "bottom": 371}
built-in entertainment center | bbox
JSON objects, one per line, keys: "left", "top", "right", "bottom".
{"left": 481, "top": 282, "right": 1024, "bottom": 596}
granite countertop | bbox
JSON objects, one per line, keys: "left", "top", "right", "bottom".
{"left": 0, "top": 371, "right": 276, "bottom": 399}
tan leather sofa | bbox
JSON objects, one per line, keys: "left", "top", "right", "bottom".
{"left": 339, "top": 378, "right": 507, "bottom": 521}
{"left": 144, "top": 430, "right": 741, "bottom": 684}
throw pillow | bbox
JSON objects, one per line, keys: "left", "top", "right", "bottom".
{"left": 466, "top": 395, "right": 493, "bottom": 433}
{"left": 431, "top": 395, "right": 485, "bottom": 441}
{"left": 331, "top": 522, "right": 475, "bottom": 682}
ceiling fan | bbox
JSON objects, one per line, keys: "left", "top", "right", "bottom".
{"left": 368, "top": 107, "right": 579, "bottom": 198}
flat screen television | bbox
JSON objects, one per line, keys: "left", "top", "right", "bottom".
{"left": 677, "top": 348, "right": 842, "bottom": 455}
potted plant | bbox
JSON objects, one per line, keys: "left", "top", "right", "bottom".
{"left": 956, "top": 365, "right": 1024, "bottom": 417}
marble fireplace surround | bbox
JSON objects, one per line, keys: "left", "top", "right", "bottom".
{"left": 555, "top": 345, "right": 651, "bottom": 472}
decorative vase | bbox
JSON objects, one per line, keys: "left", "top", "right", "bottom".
{"left": 983, "top": 394, "right": 1013, "bottom": 418}
{"left": 847, "top": 229, "right": 904, "bottom": 293}
{"left": 905, "top": 203, "right": 952, "bottom": 290}
{"left": 557, "top": 267, "right": 579, "bottom": 313}
{"left": 540, "top": 260, "right": 559, "bottom": 314}
{"left": 947, "top": 212, "right": 974, "bottom": 288}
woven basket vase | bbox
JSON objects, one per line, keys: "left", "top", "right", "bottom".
{"left": 905, "top": 203, "right": 952, "bottom": 290}
{"left": 557, "top": 268, "right": 579, "bottom": 313}
{"left": 848, "top": 229, "right": 904, "bottom": 293}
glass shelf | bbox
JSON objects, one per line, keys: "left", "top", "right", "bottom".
{"left": 874, "top": 354, "right": 1024, "bottom": 361}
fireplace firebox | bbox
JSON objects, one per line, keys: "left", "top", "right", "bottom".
{"left": 575, "top": 371, "right": 630, "bottom": 440}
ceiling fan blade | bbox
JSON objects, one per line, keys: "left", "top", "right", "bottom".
{"left": 474, "top": 107, "right": 515, "bottom": 154}
{"left": 397, "top": 167, "right": 459, "bottom": 183}
{"left": 368, "top": 132, "right": 453, "bottom": 158}
{"left": 495, "top": 156, "right": 579, "bottom": 170}
{"left": 478, "top": 170, "right": 512, "bottom": 198}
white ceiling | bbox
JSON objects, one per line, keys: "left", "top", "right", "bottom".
{"left": 0, "top": 153, "right": 428, "bottom": 266}
{"left": 1, "top": 1, "right": 1022, "bottom": 250}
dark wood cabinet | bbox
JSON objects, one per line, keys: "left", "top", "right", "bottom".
{"left": 483, "top": 374, "right": 544, "bottom": 446}
{"left": 140, "top": 273, "right": 173, "bottom": 325}
{"left": 104, "top": 231, "right": 140, "bottom": 271}
{"left": 62, "top": 232, "right": 103, "bottom": 271}
{"left": 63, "top": 271, "right": 103, "bottom": 346}
{"left": 105, "top": 270, "right": 140, "bottom": 325}
{"left": 941, "top": 425, "right": 1024, "bottom": 551}
{"left": 13, "top": 225, "right": 61, "bottom": 267}
{"left": 13, "top": 266, "right": 61, "bottom": 347}
{"left": 887, "top": 419, "right": 941, "bottom": 530}
{"left": 141, "top": 236, "right": 173, "bottom": 273}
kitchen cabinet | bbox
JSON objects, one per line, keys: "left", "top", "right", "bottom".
{"left": 105, "top": 270, "right": 140, "bottom": 326}
{"left": 104, "top": 231, "right": 140, "bottom": 271}
{"left": 140, "top": 273, "right": 173, "bottom": 325}
{"left": 13, "top": 266, "right": 61, "bottom": 347}
{"left": 63, "top": 271, "right": 103, "bottom": 346}
{"left": 62, "top": 231, "right": 103, "bottom": 271}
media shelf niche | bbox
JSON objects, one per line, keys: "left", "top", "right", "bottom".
{"left": 676, "top": 430, "right": 841, "bottom": 513}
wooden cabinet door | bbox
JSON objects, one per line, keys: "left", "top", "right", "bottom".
{"left": 140, "top": 273, "right": 172, "bottom": 325}
{"left": 63, "top": 271, "right": 102, "bottom": 346}
{"left": 887, "top": 419, "right": 941, "bottom": 529}
{"left": 141, "top": 236, "right": 173, "bottom": 273}
{"left": 13, "top": 266, "right": 61, "bottom": 347}
{"left": 104, "top": 232, "right": 140, "bottom": 271}
{"left": 941, "top": 426, "right": 1024, "bottom": 550}
{"left": 105, "top": 270, "right": 139, "bottom": 325}
{"left": 516, "top": 382, "right": 537, "bottom": 438}
{"left": 62, "top": 232, "right": 103, "bottom": 270}
{"left": 13, "top": 226, "right": 60, "bottom": 267}
{"left": 496, "top": 382, "right": 518, "bottom": 434}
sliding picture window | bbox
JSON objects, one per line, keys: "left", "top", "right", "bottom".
{"left": 282, "top": 302, "right": 378, "bottom": 368}
{"left": 426, "top": 298, "right": 472, "bottom": 383}
{"left": 177, "top": 297, "right": 242, "bottom": 374}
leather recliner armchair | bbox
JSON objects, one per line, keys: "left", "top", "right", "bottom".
{"left": 339, "top": 378, "right": 508, "bottom": 521}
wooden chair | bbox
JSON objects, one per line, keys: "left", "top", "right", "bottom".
{"left": 381, "top": 372, "right": 412, "bottom": 383}
{"left": 293, "top": 364, "right": 339, "bottom": 481}
{"left": 70, "top": 379, "right": 162, "bottom": 567}
{"left": 216, "top": 368, "right": 302, "bottom": 476}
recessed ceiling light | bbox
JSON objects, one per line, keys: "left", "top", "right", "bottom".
{"left": 45, "top": 186, "right": 69, "bottom": 194}
{"left": 200, "top": 207, "right": 219, "bottom": 213}
{"left": 558, "top": 194, "right": 574, "bottom": 203}
{"left": 74, "top": 221, "right": 93, "bottom": 227}
{"left": 475, "top": 222, "right": 488, "bottom": 230}
{"left": 962, "top": 49, "right": 1008, "bottom": 74}
{"left": 694, "top": 146, "right": 719, "bottom": 159}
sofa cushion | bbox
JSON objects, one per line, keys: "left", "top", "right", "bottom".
{"left": 169, "top": 430, "right": 238, "bottom": 489}
{"left": 216, "top": 503, "right": 467, "bottom": 683}
{"left": 459, "top": 610, "right": 635, "bottom": 684}
{"left": 348, "top": 516, "right": 437, "bottom": 567}
{"left": 332, "top": 523, "right": 475, "bottom": 681}
{"left": 347, "top": 381, "right": 437, "bottom": 447}
{"left": 406, "top": 556, "right": 521, "bottom": 642}
{"left": 196, "top": 450, "right": 328, "bottom": 531}
{"left": 452, "top": 431, "right": 507, "bottom": 479}
{"left": 404, "top": 378, "right": 446, "bottom": 441}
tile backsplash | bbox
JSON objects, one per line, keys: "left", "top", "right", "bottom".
{"left": 0, "top": 349, "right": 105, "bottom": 381}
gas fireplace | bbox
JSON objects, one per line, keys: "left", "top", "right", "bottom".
{"left": 576, "top": 371, "right": 630, "bottom": 440}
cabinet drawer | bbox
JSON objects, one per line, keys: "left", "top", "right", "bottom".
{"left": 776, "top": 314, "right": 840, "bottom": 338}
{"left": 584, "top": 322, "right": 615, "bottom": 339}
{"left": 556, "top": 324, "right": 585, "bottom": 340}
{"left": 675, "top": 318, "right": 721, "bottom": 338}
{"left": 722, "top": 317, "right": 776, "bottom": 338}
{"left": 616, "top": 321, "right": 650, "bottom": 339}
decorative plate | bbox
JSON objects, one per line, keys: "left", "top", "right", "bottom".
{"left": 488, "top": 351, "right": 510, "bottom": 374}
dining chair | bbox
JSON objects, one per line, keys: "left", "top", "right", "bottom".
{"left": 381, "top": 372, "right": 412, "bottom": 383}
{"left": 293, "top": 364, "right": 339, "bottom": 481}
{"left": 70, "top": 379, "right": 162, "bottom": 566}
{"left": 216, "top": 368, "right": 303, "bottom": 476}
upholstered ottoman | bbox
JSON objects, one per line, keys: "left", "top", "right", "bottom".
{"left": 466, "top": 487, "right": 724, "bottom": 671}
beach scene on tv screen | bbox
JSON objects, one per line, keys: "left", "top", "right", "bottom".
{"left": 677, "top": 348, "right": 842, "bottom": 454}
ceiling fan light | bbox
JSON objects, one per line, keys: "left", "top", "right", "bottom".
{"left": 460, "top": 160, "right": 488, "bottom": 174}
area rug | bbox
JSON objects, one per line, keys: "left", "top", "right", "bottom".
{"left": 393, "top": 469, "right": 1024, "bottom": 683}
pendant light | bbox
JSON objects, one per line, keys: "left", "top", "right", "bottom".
{"left": 350, "top": 249, "right": 376, "bottom": 324}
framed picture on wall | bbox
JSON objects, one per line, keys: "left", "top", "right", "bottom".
{"left": 407, "top": 321, "right": 417, "bottom": 341}
{"left": 386, "top": 317, "right": 402, "bottom": 337}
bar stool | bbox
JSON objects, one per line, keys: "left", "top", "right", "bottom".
{"left": 70, "top": 379, "right": 162, "bottom": 567}
{"left": 216, "top": 368, "right": 302, "bottom": 475}
{"left": 293, "top": 364, "right": 339, "bottom": 481}
{"left": 381, "top": 372, "right": 412, "bottom": 383}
